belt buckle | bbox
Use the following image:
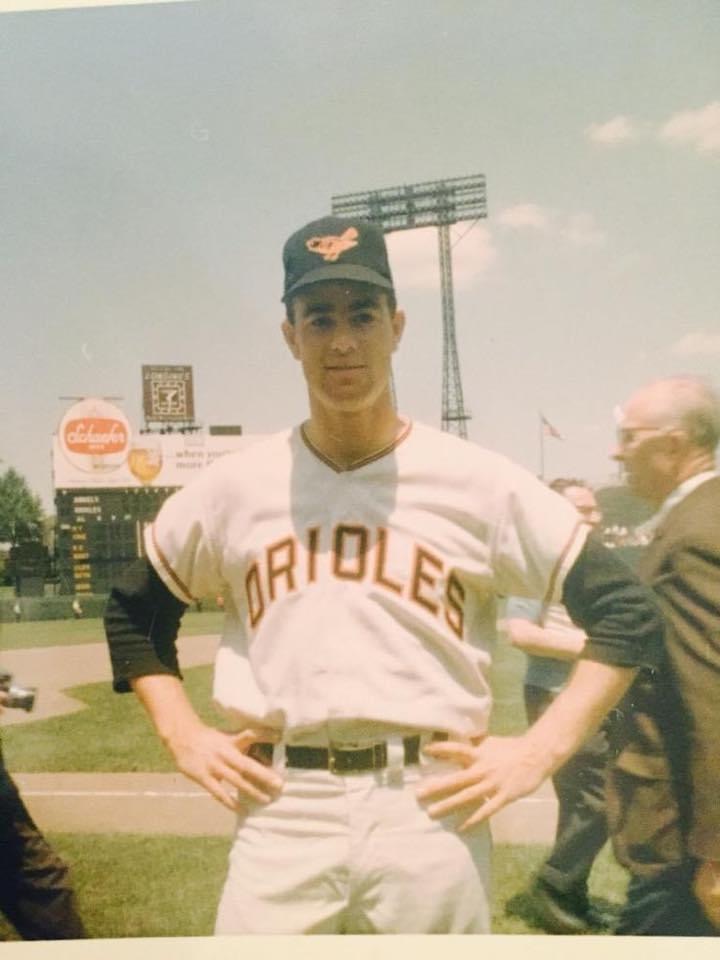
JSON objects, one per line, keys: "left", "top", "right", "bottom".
{"left": 328, "top": 741, "right": 388, "bottom": 774}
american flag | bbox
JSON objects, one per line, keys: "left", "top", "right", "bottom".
{"left": 540, "top": 414, "right": 563, "bottom": 440}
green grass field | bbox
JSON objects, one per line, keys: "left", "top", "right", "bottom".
{"left": 0, "top": 612, "right": 629, "bottom": 938}
{"left": 2, "top": 664, "right": 228, "bottom": 771}
{"left": 0, "top": 610, "right": 225, "bottom": 650}
{"left": 0, "top": 835, "right": 626, "bottom": 939}
{"left": 0, "top": 833, "right": 229, "bottom": 940}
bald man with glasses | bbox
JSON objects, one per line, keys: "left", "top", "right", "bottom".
{"left": 609, "top": 375, "right": 720, "bottom": 936}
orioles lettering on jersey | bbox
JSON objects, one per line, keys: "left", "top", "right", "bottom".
{"left": 244, "top": 522, "right": 466, "bottom": 638}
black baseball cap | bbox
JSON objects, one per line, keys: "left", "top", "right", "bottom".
{"left": 281, "top": 215, "right": 395, "bottom": 303}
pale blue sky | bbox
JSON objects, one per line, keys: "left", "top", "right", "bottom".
{"left": 1, "top": 0, "right": 718, "bottom": 509}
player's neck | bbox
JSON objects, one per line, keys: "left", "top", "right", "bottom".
{"left": 303, "top": 401, "right": 405, "bottom": 470}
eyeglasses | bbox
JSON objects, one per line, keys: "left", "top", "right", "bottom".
{"left": 616, "top": 425, "right": 667, "bottom": 447}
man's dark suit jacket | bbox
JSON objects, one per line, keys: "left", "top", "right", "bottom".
{"left": 607, "top": 475, "right": 720, "bottom": 876}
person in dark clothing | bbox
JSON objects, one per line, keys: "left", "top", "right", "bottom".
{"left": 608, "top": 375, "right": 720, "bottom": 936}
{"left": 503, "top": 480, "right": 618, "bottom": 933}
{"left": 0, "top": 695, "right": 85, "bottom": 940}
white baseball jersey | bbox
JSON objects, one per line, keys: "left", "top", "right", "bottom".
{"left": 145, "top": 419, "right": 587, "bottom": 738}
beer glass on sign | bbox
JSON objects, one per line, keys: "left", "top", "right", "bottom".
{"left": 128, "top": 435, "right": 163, "bottom": 486}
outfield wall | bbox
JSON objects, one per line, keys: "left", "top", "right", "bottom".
{"left": 0, "top": 593, "right": 225, "bottom": 623}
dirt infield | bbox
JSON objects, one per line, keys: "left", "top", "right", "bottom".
{"left": 3, "top": 635, "right": 558, "bottom": 841}
{"left": 1, "top": 635, "right": 220, "bottom": 726}
{"left": 12, "top": 770, "right": 557, "bottom": 842}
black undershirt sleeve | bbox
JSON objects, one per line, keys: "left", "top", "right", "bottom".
{"left": 562, "top": 535, "right": 664, "bottom": 669}
{"left": 104, "top": 557, "right": 188, "bottom": 692}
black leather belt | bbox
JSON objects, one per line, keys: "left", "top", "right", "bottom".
{"left": 249, "top": 733, "right": 448, "bottom": 774}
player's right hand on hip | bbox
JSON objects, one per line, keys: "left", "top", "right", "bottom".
{"left": 166, "top": 721, "right": 283, "bottom": 812}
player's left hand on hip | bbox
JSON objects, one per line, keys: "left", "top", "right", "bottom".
{"left": 415, "top": 734, "right": 546, "bottom": 831}
{"left": 694, "top": 859, "right": 720, "bottom": 929}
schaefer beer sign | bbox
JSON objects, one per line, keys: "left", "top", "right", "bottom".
{"left": 53, "top": 397, "right": 246, "bottom": 490}
{"left": 58, "top": 398, "right": 131, "bottom": 474}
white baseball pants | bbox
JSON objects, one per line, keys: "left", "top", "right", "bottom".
{"left": 214, "top": 747, "right": 491, "bottom": 934}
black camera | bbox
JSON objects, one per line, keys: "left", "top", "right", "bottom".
{"left": 0, "top": 670, "right": 37, "bottom": 712}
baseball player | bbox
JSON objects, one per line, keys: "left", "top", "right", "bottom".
{"left": 104, "top": 215, "right": 663, "bottom": 934}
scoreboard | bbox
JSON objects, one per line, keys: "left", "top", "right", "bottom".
{"left": 52, "top": 397, "right": 246, "bottom": 596}
{"left": 55, "top": 487, "right": 176, "bottom": 595}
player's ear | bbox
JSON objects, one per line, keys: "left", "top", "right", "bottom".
{"left": 282, "top": 319, "right": 301, "bottom": 360}
{"left": 391, "top": 309, "right": 406, "bottom": 352}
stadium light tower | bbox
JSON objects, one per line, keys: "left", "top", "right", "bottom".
{"left": 332, "top": 174, "right": 487, "bottom": 438}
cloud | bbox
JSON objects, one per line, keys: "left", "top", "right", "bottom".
{"left": 585, "top": 115, "right": 637, "bottom": 145}
{"left": 670, "top": 329, "right": 720, "bottom": 356}
{"left": 586, "top": 103, "right": 720, "bottom": 156}
{"left": 659, "top": 101, "right": 720, "bottom": 155}
{"left": 387, "top": 224, "right": 497, "bottom": 292}
{"left": 559, "top": 212, "right": 606, "bottom": 247}
{"left": 498, "top": 204, "right": 605, "bottom": 247}
{"left": 496, "top": 203, "right": 551, "bottom": 230}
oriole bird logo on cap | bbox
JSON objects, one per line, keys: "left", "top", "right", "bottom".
{"left": 306, "top": 227, "right": 359, "bottom": 262}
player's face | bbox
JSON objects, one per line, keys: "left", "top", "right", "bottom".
{"left": 282, "top": 282, "right": 405, "bottom": 415}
